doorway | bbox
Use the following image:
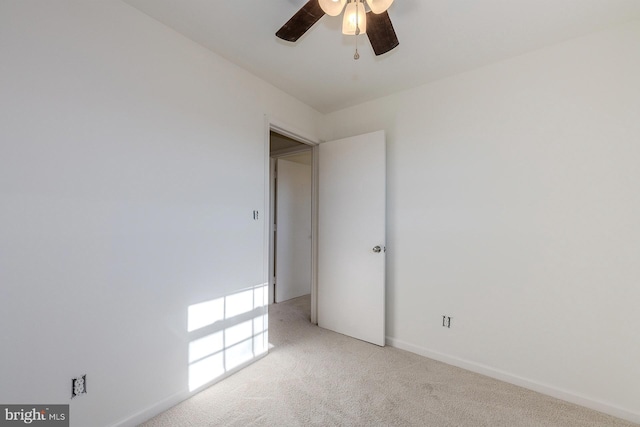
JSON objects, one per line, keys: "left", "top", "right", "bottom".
{"left": 264, "top": 123, "right": 386, "bottom": 343}
{"left": 269, "top": 130, "right": 315, "bottom": 318}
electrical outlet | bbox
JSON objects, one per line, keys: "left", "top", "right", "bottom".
{"left": 71, "top": 375, "right": 87, "bottom": 399}
{"left": 442, "top": 315, "right": 452, "bottom": 328}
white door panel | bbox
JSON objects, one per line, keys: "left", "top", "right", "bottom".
{"left": 318, "top": 131, "right": 386, "bottom": 346}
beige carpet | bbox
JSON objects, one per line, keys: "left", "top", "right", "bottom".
{"left": 141, "top": 295, "right": 636, "bottom": 426}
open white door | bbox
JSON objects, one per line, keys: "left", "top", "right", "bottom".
{"left": 318, "top": 131, "right": 386, "bottom": 346}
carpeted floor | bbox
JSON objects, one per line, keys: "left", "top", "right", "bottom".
{"left": 141, "top": 295, "right": 636, "bottom": 426}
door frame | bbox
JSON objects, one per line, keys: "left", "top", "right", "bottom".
{"left": 264, "top": 116, "right": 320, "bottom": 324}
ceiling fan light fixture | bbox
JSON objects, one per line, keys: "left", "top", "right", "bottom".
{"left": 342, "top": 0, "right": 367, "bottom": 35}
{"left": 365, "top": 0, "right": 394, "bottom": 14}
{"left": 275, "top": 0, "right": 399, "bottom": 57}
{"left": 318, "top": 0, "right": 347, "bottom": 17}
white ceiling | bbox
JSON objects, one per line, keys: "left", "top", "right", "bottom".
{"left": 123, "top": 0, "right": 640, "bottom": 113}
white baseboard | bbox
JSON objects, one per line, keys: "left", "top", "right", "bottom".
{"left": 110, "top": 390, "right": 188, "bottom": 427}
{"left": 110, "top": 352, "right": 268, "bottom": 427}
{"left": 386, "top": 336, "right": 640, "bottom": 425}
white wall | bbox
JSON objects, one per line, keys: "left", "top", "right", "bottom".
{"left": 0, "top": 1, "right": 321, "bottom": 426}
{"left": 322, "top": 20, "right": 640, "bottom": 423}
{"left": 275, "top": 157, "right": 312, "bottom": 303}
{"left": 3, "top": 1, "right": 639, "bottom": 424}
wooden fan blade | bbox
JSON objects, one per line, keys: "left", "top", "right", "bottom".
{"left": 366, "top": 11, "right": 399, "bottom": 56}
{"left": 276, "top": 0, "right": 326, "bottom": 42}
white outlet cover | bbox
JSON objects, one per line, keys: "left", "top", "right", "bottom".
{"left": 72, "top": 375, "right": 87, "bottom": 398}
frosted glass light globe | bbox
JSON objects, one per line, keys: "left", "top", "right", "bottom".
{"left": 365, "top": 0, "right": 394, "bottom": 14}
{"left": 342, "top": 1, "right": 367, "bottom": 35}
{"left": 319, "top": 0, "right": 347, "bottom": 16}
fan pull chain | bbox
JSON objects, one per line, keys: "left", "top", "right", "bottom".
{"left": 354, "top": 0, "right": 360, "bottom": 60}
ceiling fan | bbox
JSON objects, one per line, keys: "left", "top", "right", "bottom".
{"left": 276, "top": 0, "right": 399, "bottom": 58}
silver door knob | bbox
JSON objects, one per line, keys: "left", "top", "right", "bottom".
{"left": 373, "top": 246, "right": 382, "bottom": 253}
